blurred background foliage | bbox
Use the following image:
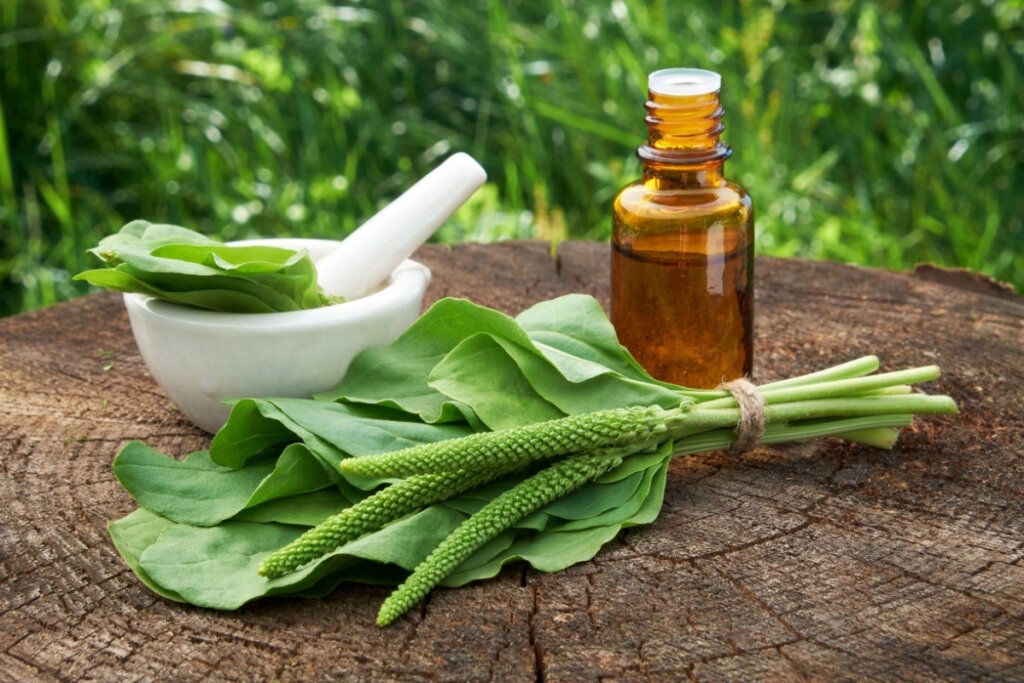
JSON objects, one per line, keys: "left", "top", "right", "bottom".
{"left": 0, "top": 0, "right": 1021, "bottom": 315}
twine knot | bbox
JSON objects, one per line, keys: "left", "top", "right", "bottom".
{"left": 718, "top": 378, "right": 765, "bottom": 455}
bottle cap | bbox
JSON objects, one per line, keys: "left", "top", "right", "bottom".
{"left": 648, "top": 68, "right": 721, "bottom": 96}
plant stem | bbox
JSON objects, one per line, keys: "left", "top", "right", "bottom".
{"left": 663, "top": 394, "right": 953, "bottom": 447}
{"left": 671, "top": 355, "right": 882, "bottom": 404}
{"left": 697, "top": 366, "right": 939, "bottom": 410}
{"left": 671, "top": 413, "right": 917, "bottom": 456}
{"left": 752, "top": 355, "right": 881, "bottom": 391}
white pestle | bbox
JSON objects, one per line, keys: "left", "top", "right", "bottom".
{"left": 315, "top": 152, "right": 487, "bottom": 300}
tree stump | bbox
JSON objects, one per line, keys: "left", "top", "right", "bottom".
{"left": 1, "top": 242, "right": 1021, "bottom": 682}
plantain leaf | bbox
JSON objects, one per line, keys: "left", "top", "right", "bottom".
{"left": 74, "top": 220, "right": 326, "bottom": 312}
{"left": 209, "top": 399, "right": 297, "bottom": 467}
{"left": 515, "top": 293, "right": 655, "bottom": 382}
{"left": 231, "top": 489, "right": 351, "bottom": 526}
{"left": 137, "top": 506, "right": 469, "bottom": 610}
{"left": 429, "top": 332, "right": 564, "bottom": 429}
{"left": 443, "top": 525, "right": 624, "bottom": 586}
{"left": 108, "top": 508, "right": 186, "bottom": 602}
{"left": 317, "top": 297, "right": 525, "bottom": 423}
{"left": 114, "top": 442, "right": 334, "bottom": 526}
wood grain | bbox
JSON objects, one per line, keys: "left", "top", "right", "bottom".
{"left": 1, "top": 242, "right": 1021, "bottom": 682}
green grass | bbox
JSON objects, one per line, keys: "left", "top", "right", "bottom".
{"left": 1, "top": 0, "right": 1021, "bottom": 316}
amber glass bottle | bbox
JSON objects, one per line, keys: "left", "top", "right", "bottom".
{"left": 611, "top": 68, "right": 754, "bottom": 389}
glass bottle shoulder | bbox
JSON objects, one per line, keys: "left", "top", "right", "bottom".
{"left": 613, "top": 177, "right": 753, "bottom": 225}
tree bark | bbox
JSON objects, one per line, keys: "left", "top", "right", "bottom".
{"left": 1, "top": 242, "right": 1021, "bottom": 682}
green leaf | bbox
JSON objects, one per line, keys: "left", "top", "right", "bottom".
{"left": 246, "top": 443, "right": 335, "bottom": 508}
{"left": 552, "top": 457, "right": 668, "bottom": 532}
{"left": 210, "top": 399, "right": 346, "bottom": 472}
{"left": 443, "top": 525, "right": 623, "bottom": 586}
{"left": 256, "top": 398, "right": 474, "bottom": 491}
{"left": 151, "top": 243, "right": 307, "bottom": 272}
{"left": 318, "top": 298, "right": 531, "bottom": 423}
{"left": 209, "top": 399, "right": 296, "bottom": 468}
{"left": 441, "top": 530, "right": 518, "bottom": 583}
{"left": 427, "top": 299, "right": 686, "bottom": 427}
{"left": 73, "top": 268, "right": 165, "bottom": 298}
{"left": 268, "top": 398, "right": 473, "bottom": 458}
{"left": 107, "top": 508, "right": 186, "bottom": 602}
{"left": 121, "top": 276, "right": 283, "bottom": 313}
{"left": 507, "top": 525, "right": 625, "bottom": 573}
{"left": 516, "top": 294, "right": 653, "bottom": 382}
{"left": 116, "top": 260, "right": 307, "bottom": 312}
{"left": 92, "top": 220, "right": 218, "bottom": 260}
{"left": 622, "top": 462, "right": 670, "bottom": 528}
{"left": 429, "top": 333, "right": 564, "bottom": 429}
{"left": 114, "top": 443, "right": 276, "bottom": 526}
{"left": 138, "top": 506, "right": 468, "bottom": 610}
{"left": 77, "top": 221, "right": 324, "bottom": 312}
{"left": 487, "top": 333, "right": 687, "bottom": 414}
{"left": 139, "top": 521, "right": 308, "bottom": 609}
{"left": 232, "top": 489, "right": 350, "bottom": 526}
{"left": 446, "top": 467, "right": 645, "bottom": 523}
{"left": 597, "top": 442, "right": 674, "bottom": 483}
{"left": 114, "top": 441, "right": 333, "bottom": 526}
{"left": 541, "top": 469, "right": 646, "bottom": 520}
{"left": 518, "top": 294, "right": 724, "bottom": 400}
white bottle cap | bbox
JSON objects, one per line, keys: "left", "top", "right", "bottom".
{"left": 648, "top": 68, "right": 721, "bottom": 96}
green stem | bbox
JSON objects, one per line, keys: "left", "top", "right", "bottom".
{"left": 856, "top": 385, "right": 912, "bottom": 396}
{"left": 762, "top": 394, "right": 956, "bottom": 421}
{"left": 752, "top": 355, "right": 880, "bottom": 391}
{"left": 672, "top": 413, "right": 917, "bottom": 456}
{"left": 680, "top": 394, "right": 955, "bottom": 437}
{"left": 668, "top": 356, "right": 881, "bottom": 404}
{"left": 697, "top": 366, "right": 939, "bottom": 410}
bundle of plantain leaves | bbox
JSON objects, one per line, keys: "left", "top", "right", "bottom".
{"left": 107, "top": 294, "right": 955, "bottom": 623}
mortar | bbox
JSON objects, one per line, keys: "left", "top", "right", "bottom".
{"left": 123, "top": 237, "right": 431, "bottom": 433}
{"left": 121, "top": 152, "right": 485, "bottom": 433}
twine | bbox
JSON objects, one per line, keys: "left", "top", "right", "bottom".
{"left": 718, "top": 378, "right": 765, "bottom": 455}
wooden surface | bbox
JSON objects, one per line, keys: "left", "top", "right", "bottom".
{"left": 1, "top": 241, "right": 1022, "bottom": 682}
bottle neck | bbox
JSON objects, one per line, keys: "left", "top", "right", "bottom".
{"left": 637, "top": 88, "right": 731, "bottom": 187}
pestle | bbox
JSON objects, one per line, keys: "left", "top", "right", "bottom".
{"left": 315, "top": 152, "right": 487, "bottom": 300}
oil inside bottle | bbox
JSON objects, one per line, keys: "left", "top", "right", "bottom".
{"left": 611, "top": 232, "right": 752, "bottom": 388}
